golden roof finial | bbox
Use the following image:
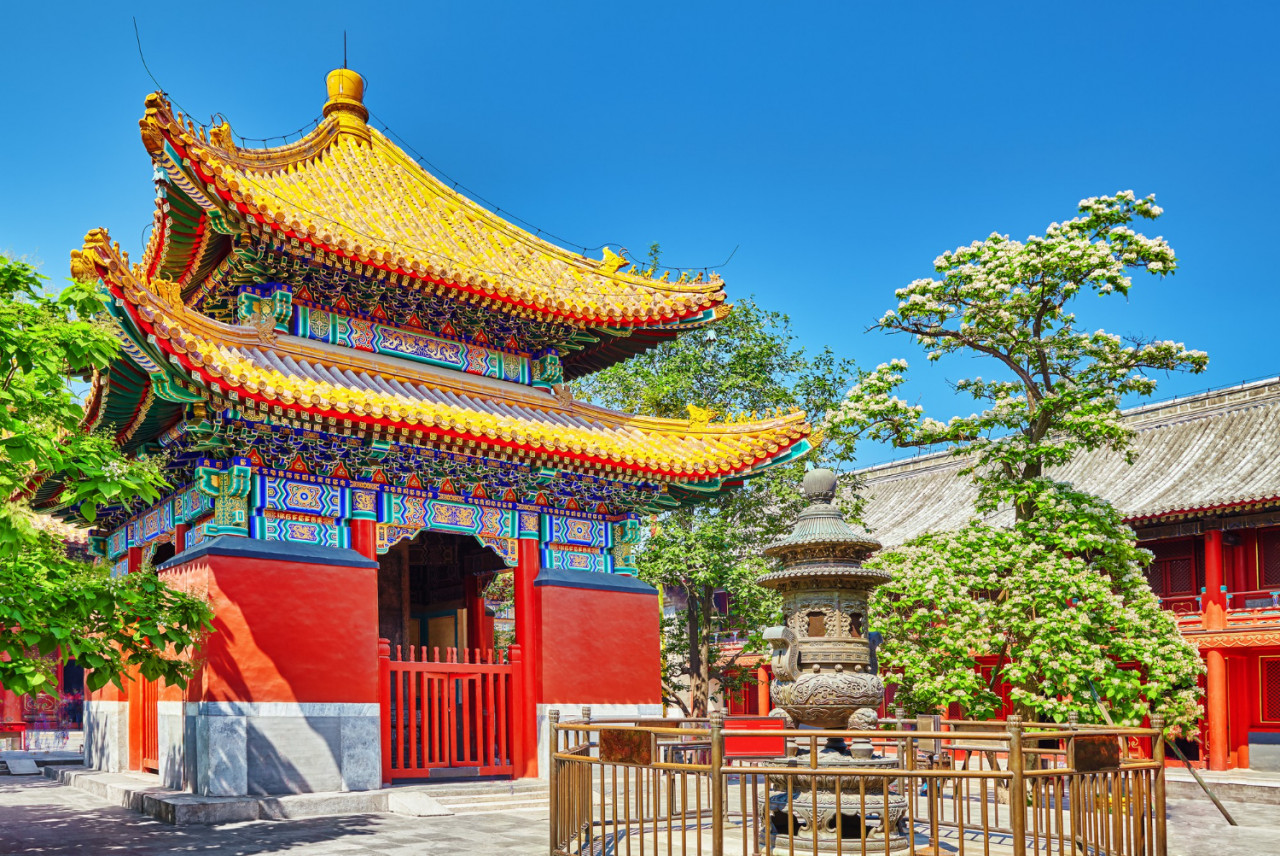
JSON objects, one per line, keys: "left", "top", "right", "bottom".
{"left": 324, "top": 68, "right": 370, "bottom": 141}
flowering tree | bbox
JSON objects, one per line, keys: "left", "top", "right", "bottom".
{"left": 0, "top": 254, "right": 212, "bottom": 696}
{"left": 837, "top": 192, "right": 1206, "bottom": 730}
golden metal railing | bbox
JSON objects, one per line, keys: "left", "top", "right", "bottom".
{"left": 549, "top": 710, "right": 1167, "bottom": 856}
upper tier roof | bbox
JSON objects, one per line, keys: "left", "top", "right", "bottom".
{"left": 855, "top": 377, "right": 1280, "bottom": 546}
{"left": 138, "top": 70, "right": 728, "bottom": 333}
{"left": 71, "top": 229, "right": 810, "bottom": 485}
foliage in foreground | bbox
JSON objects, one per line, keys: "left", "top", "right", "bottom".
{"left": 838, "top": 192, "right": 1206, "bottom": 731}
{"left": 1, "top": 531, "right": 213, "bottom": 694}
{"left": 0, "top": 253, "right": 213, "bottom": 695}
{"left": 576, "top": 287, "right": 858, "bottom": 716}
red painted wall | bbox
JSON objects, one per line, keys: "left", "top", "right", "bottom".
{"left": 161, "top": 553, "right": 378, "bottom": 704}
{"left": 538, "top": 585, "right": 660, "bottom": 704}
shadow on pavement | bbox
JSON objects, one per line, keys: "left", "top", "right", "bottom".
{"left": 0, "top": 778, "right": 385, "bottom": 855}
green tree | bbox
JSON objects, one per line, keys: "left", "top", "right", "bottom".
{"left": 839, "top": 192, "right": 1206, "bottom": 730}
{"left": 0, "top": 254, "right": 213, "bottom": 696}
{"left": 576, "top": 296, "right": 857, "bottom": 716}
{"left": 483, "top": 572, "right": 515, "bottom": 651}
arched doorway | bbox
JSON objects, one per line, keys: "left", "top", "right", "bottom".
{"left": 376, "top": 531, "right": 518, "bottom": 778}
{"left": 376, "top": 530, "right": 510, "bottom": 658}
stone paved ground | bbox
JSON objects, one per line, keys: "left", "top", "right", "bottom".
{"left": 1, "top": 776, "right": 1276, "bottom": 854}
{"left": 1166, "top": 795, "right": 1280, "bottom": 856}
{"left": 0, "top": 777, "right": 546, "bottom": 854}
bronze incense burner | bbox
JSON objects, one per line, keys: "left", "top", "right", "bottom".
{"left": 756, "top": 468, "right": 908, "bottom": 852}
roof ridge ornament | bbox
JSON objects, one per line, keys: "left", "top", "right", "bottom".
{"left": 323, "top": 68, "right": 370, "bottom": 142}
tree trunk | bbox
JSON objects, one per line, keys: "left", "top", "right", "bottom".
{"left": 687, "top": 588, "right": 708, "bottom": 718}
{"left": 1016, "top": 460, "right": 1043, "bottom": 522}
{"left": 698, "top": 584, "right": 713, "bottom": 717}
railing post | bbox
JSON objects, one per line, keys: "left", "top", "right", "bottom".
{"left": 710, "top": 710, "right": 725, "bottom": 856}
{"left": 1152, "top": 715, "right": 1167, "bottom": 856}
{"left": 1007, "top": 715, "right": 1026, "bottom": 856}
{"left": 895, "top": 705, "right": 907, "bottom": 766}
{"left": 378, "top": 638, "right": 392, "bottom": 787}
{"left": 510, "top": 643, "right": 527, "bottom": 778}
{"left": 548, "top": 709, "right": 560, "bottom": 856}
{"left": 1064, "top": 711, "right": 1081, "bottom": 851}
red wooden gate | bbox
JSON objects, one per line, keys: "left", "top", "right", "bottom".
{"left": 381, "top": 645, "right": 516, "bottom": 779}
{"left": 139, "top": 677, "right": 159, "bottom": 772}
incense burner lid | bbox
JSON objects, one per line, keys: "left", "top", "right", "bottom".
{"left": 760, "top": 468, "right": 881, "bottom": 578}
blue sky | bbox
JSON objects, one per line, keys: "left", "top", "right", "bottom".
{"left": 3, "top": 2, "right": 1276, "bottom": 465}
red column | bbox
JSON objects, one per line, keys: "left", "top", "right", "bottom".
{"left": 174, "top": 523, "right": 188, "bottom": 554}
{"left": 515, "top": 538, "right": 541, "bottom": 777}
{"left": 1203, "top": 530, "right": 1226, "bottom": 630}
{"left": 1206, "top": 647, "right": 1228, "bottom": 771}
{"left": 350, "top": 518, "right": 377, "bottom": 562}
{"left": 127, "top": 544, "right": 142, "bottom": 575}
{"left": 756, "top": 665, "right": 770, "bottom": 715}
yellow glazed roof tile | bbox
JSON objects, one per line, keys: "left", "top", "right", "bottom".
{"left": 139, "top": 88, "right": 727, "bottom": 329}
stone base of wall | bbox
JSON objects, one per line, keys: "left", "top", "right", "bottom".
{"left": 84, "top": 700, "right": 128, "bottom": 772}
{"left": 1250, "top": 732, "right": 1280, "bottom": 773}
{"left": 13, "top": 729, "right": 84, "bottom": 752}
{"left": 189, "top": 702, "right": 381, "bottom": 797}
{"left": 84, "top": 699, "right": 380, "bottom": 796}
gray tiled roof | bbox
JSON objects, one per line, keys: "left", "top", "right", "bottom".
{"left": 856, "top": 376, "right": 1280, "bottom": 546}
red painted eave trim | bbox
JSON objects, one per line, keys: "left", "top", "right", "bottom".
{"left": 1127, "top": 496, "right": 1280, "bottom": 525}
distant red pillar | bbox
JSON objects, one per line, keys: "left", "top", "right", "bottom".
{"left": 174, "top": 523, "right": 188, "bottom": 554}
{"left": 127, "top": 544, "right": 142, "bottom": 574}
{"left": 514, "top": 538, "right": 541, "bottom": 777}
{"left": 1206, "top": 647, "right": 1228, "bottom": 771}
{"left": 349, "top": 518, "right": 377, "bottom": 562}
{"left": 1, "top": 682, "right": 22, "bottom": 726}
{"left": 1203, "top": 530, "right": 1226, "bottom": 630}
{"left": 756, "top": 665, "right": 770, "bottom": 715}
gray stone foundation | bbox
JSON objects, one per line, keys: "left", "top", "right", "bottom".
{"left": 190, "top": 702, "right": 381, "bottom": 796}
{"left": 84, "top": 699, "right": 381, "bottom": 796}
{"left": 84, "top": 699, "right": 129, "bottom": 772}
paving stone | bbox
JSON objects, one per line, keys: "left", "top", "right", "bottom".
{"left": 4, "top": 775, "right": 1273, "bottom": 855}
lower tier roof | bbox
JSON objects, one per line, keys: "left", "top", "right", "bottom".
{"left": 73, "top": 230, "right": 811, "bottom": 485}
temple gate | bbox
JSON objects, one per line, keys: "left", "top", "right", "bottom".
{"left": 34, "top": 68, "right": 812, "bottom": 796}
